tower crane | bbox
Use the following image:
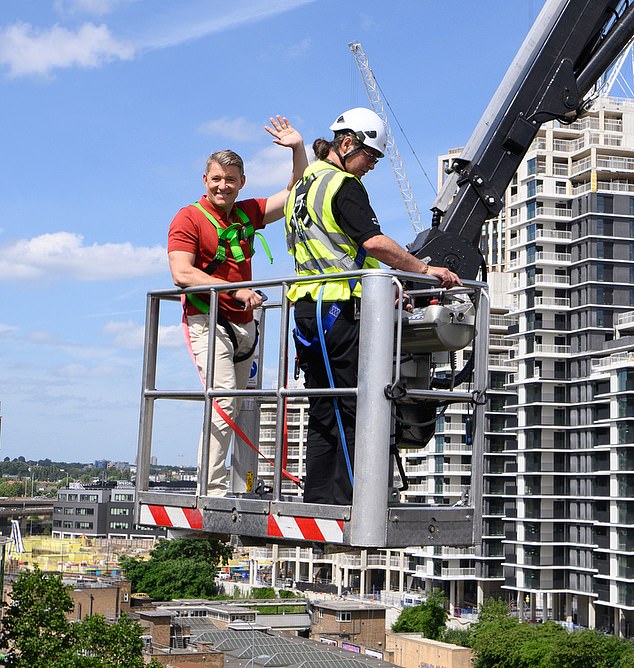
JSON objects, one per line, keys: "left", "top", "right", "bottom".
{"left": 348, "top": 41, "right": 424, "bottom": 234}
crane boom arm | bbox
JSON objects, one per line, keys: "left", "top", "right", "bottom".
{"left": 409, "top": 0, "right": 634, "bottom": 279}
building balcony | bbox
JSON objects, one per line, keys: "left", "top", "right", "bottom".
{"left": 441, "top": 568, "right": 476, "bottom": 579}
{"left": 591, "top": 352, "right": 634, "bottom": 373}
{"left": 529, "top": 206, "right": 573, "bottom": 220}
{"left": 535, "top": 251, "right": 572, "bottom": 264}
{"left": 534, "top": 343, "right": 571, "bottom": 356}
{"left": 535, "top": 229, "right": 572, "bottom": 242}
{"left": 534, "top": 296, "right": 570, "bottom": 309}
{"left": 597, "top": 179, "right": 634, "bottom": 193}
{"left": 596, "top": 155, "right": 634, "bottom": 172}
{"left": 511, "top": 274, "right": 571, "bottom": 291}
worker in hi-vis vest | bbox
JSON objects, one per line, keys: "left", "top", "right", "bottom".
{"left": 285, "top": 107, "right": 461, "bottom": 505}
{"left": 168, "top": 116, "right": 307, "bottom": 496}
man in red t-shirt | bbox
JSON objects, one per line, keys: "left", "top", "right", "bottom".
{"left": 168, "top": 116, "right": 307, "bottom": 496}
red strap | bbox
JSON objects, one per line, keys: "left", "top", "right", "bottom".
{"left": 180, "top": 297, "right": 301, "bottom": 486}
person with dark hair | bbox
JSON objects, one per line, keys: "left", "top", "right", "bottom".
{"left": 168, "top": 116, "right": 307, "bottom": 496}
{"left": 285, "top": 107, "right": 461, "bottom": 505}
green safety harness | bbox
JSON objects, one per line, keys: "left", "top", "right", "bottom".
{"left": 185, "top": 202, "right": 273, "bottom": 363}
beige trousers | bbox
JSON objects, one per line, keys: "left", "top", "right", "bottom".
{"left": 187, "top": 314, "right": 256, "bottom": 496}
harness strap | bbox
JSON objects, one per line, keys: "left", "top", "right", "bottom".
{"left": 192, "top": 202, "right": 273, "bottom": 268}
{"left": 193, "top": 202, "right": 245, "bottom": 262}
{"left": 234, "top": 209, "right": 274, "bottom": 265}
{"left": 184, "top": 294, "right": 259, "bottom": 363}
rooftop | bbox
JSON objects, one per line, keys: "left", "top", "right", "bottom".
{"left": 311, "top": 600, "right": 387, "bottom": 612}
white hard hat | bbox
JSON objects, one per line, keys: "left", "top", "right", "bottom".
{"left": 329, "top": 107, "right": 387, "bottom": 157}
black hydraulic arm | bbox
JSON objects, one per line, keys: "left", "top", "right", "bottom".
{"left": 409, "top": 0, "right": 634, "bottom": 280}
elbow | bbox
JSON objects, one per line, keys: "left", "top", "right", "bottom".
{"left": 362, "top": 234, "right": 385, "bottom": 255}
{"left": 170, "top": 271, "right": 191, "bottom": 289}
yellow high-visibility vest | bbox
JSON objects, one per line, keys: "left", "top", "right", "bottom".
{"left": 284, "top": 160, "right": 379, "bottom": 302}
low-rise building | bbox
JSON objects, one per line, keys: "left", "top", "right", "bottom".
{"left": 309, "top": 599, "right": 387, "bottom": 654}
{"left": 52, "top": 482, "right": 166, "bottom": 540}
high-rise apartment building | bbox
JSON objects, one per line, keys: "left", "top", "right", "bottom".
{"left": 250, "top": 94, "right": 634, "bottom": 638}
{"left": 505, "top": 95, "right": 634, "bottom": 635}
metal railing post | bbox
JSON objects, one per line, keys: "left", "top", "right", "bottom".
{"left": 349, "top": 272, "right": 395, "bottom": 546}
{"left": 232, "top": 306, "right": 266, "bottom": 494}
{"left": 134, "top": 294, "right": 160, "bottom": 502}
{"left": 199, "top": 289, "right": 219, "bottom": 497}
{"left": 470, "top": 287, "right": 490, "bottom": 545}
{"left": 272, "top": 283, "right": 291, "bottom": 501}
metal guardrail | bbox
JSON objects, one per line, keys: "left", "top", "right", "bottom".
{"left": 134, "top": 270, "right": 489, "bottom": 548}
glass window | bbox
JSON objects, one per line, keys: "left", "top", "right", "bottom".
{"left": 110, "top": 508, "right": 130, "bottom": 516}
{"left": 336, "top": 611, "right": 352, "bottom": 622}
{"left": 597, "top": 194, "right": 613, "bottom": 213}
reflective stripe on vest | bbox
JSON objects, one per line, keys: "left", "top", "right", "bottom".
{"left": 284, "top": 161, "right": 379, "bottom": 302}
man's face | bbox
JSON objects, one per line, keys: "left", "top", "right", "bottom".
{"left": 203, "top": 162, "right": 245, "bottom": 212}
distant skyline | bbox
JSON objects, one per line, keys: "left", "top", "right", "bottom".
{"left": 0, "top": 1, "right": 545, "bottom": 465}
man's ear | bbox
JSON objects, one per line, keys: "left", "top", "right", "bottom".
{"left": 240, "top": 174, "right": 246, "bottom": 189}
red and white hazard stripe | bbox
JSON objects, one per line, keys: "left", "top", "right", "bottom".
{"left": 267, "top": 514, "right": 344, "bottom": 543}
{"left": 140, "top": 504, "right": 203, "bottom": 530}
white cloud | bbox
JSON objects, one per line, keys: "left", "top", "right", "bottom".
{"left": 0, "top": 323, "right": 18, "bottom": 338}
{"left": 245, "top": 144, "right": 308, "bottom": 189}
{"left": 102, "top": 320, "right": 182, "bottom": 350}
{"left": 136, "top": 0, "right": 316, "bottom": 51}
{"left": 359, "top": 13, "right": 378, "bottom": 31}
{"left": 0, "top": 21, "right": 134, "bottom": 77}
{"left": 287, "top": 37, "right": 311, "bottom": 59}
{"left": 54, "top": 0, "right": 134, "bottom": 17}
{"left": 198, "top": 116, "right": 262, "bottom": 143}
{"left": 0, "top": 232, "right": 166, "bottom": 281}
{"left": 0, "top": 1, "right": 315, "bottom": 78}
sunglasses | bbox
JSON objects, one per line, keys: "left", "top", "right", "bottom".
{"left": 361, "top": 147, "right": 381, "bottom": 164}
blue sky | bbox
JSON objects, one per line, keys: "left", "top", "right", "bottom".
{"left": 0, "top": 0, "right": 545, "bottom": 466}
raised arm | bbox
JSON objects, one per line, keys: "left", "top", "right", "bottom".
{"left": 262, "top": 115, "right": 308, "bottom": 225}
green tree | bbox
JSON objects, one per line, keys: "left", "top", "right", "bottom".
{"left": 469, "top": 601, "right": 634, "bottom": 668}
{"left": 476, "top": 597, "right": 512, "bottom": 623}
{"left": 392, "top": 590, "right": 448, "bottom": 640}
{"left": 119, "top": 537, "right": 232, "bottom": 600}
{"left": 75, "top": 613, "right": 161, "bottom": 668}
{"left": 0, "top": 566, "right": 77, "bottom": 667}
{"left": 442, "top": 627, "right": 471, "bottom": 647}
{"left": 546, "top": 629, "right": 634, "bottom": 668}
{"left": 251, "top": 586, "right": 276, "bottom": 599}
{"left": 0, "top": 568, "right": 159, "bottom": 668}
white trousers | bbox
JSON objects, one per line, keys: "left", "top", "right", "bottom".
{"left": 187, "top": 314, "right": 256, "bottom": 496}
